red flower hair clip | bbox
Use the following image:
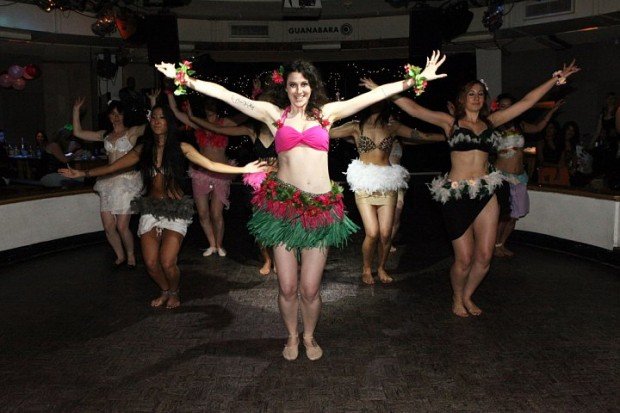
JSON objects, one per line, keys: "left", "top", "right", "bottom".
{"left": 490, "top": 99, "right": 500, "bottom": 112}
{"left": 271, "top": 65, "right": 284, "bottom": 85}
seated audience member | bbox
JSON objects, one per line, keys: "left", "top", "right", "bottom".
{"left": 40, "top": 128, "right": 84, "bottom": 187}
{"left": 536, "top": 120, "right": 570, "bottom": 186}
{"left": 560, "top": 121, "right": 592, "bottom": 187}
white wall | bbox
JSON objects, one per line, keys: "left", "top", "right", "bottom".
{"left": 0, "top": 192, "right": 102, "bottom": 251}
{"left": 518, "top": 189, "right": 620, "bottom": 250}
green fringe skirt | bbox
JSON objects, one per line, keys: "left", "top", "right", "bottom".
{"left": 247, "top": 175, "right": 359, "bottom": 250}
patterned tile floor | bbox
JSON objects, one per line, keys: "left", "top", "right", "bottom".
{"left": 1, "top": 219, "right": 618, "bottom": 413}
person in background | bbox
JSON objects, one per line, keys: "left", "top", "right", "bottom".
{"left": 39, "top": 127, "right": 84, "bottom": 187}
{"left": 492, "top": 94, "right": 563, "bottom": 257}
{"left": 166, "top": 92, "right": 239, "bottom": 258}
{"left": 72, "top": 96, "right": 155, "bottom": 269}
{"left": 536, "top": 120, "right": 570, "bottom": 186}
{"left": 60, "top": 105, "right": 267, "bottom": 308}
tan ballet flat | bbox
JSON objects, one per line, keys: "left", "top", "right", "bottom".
{"left": 282, "top": 335, "right": 299, "bottom": 361}
{"left": 303, "top": 336, "right": 323, "bottom": 361}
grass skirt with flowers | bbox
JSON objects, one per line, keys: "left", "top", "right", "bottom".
{"left": 247, "top": 174, "right": 359, "bottom": 250}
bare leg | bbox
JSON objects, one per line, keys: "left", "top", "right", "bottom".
{"left": 299, "top": 247, "right": 328, "bottom": 360}
{"left": 141, "top": 229, "right": 169, "bottom": 307}
{"left": 376, "top": 202, "right": 396, "bottom": 283}
{"left": 494, "top": 218, "right": 508, "bottom": 258}
{"left": 115, "top": 213, "right": 136, "bottom": 266}
{"left": 390, "top": 192, "right": 405, "bottom": 252}
{"left": 500, "top": 218, "right": 516, "bottom": 257}
{"left": 357, "top": 201, "right": 379, "bottom": 285}
{"left": 159, "top": 229, "right": 184, "bottom": 308}
{"left": 194, "top": 195, "right": 217, "bottom": 254}
{"left": 450, "top": 229, "right": 474, "bottom": 318}
{"left": 274, "top": 245, "right": 300, "bottom": 351}
{"left": 210, "top": 194, "right": 226, "bottom": 256}
{"left": 259, "top": 245, "right": 272, "bottom": 276}
{"left": 101, "top": 211, "right": 125, "bottom": 264}
{"left": 463, "top": 197, "right": 499, "bottom": 315}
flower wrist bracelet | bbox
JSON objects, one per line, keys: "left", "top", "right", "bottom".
{"left": 404, "top": 64, "right": 428, "bottom": 96}
{"left": 552, "top": 70, "right": 566, "bottom": 86}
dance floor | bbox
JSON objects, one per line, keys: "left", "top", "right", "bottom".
{"left": 1, "top": 216, "right": 618, "bottom": 412}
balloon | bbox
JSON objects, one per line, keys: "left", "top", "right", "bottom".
{"left": 12, "top": 78, "right": 26, "bottom": 90}
{"left": 22, "top": 64, "right": 40, "bottom": 80}
{"left": 8, "top": 65, "right": 24, "bottom": 79}
{"left": 0, "top": 73, "right": 14, "bottom": 88}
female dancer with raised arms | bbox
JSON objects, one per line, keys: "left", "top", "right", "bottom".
{"left": 72, "top": 97, "right": 155, "bottom": 269}
{"left": 61, "top": 105, "right": 266, "bottom": 308}
{"left": 362, "top": 60, "right": 579, "bottom": 317}
{"left": 329, "top": 101, "right": 443, "bottom": 285}
{"left": 156, "top": 52, "right": 446, "bottom": 359}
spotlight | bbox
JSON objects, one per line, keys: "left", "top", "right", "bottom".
{"left": 483, "top": 0, "right": 504, "bottom": 32}
{"left": 91, "top": 6, "right": 117, "bottom": 37}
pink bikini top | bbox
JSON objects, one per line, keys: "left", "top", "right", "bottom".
{"left": 274, "top": 107, "right": 329, "bottom": 154}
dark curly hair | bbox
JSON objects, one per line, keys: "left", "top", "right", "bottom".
{"left": 262, "top": 60, "right": 330, "bottom": 118}
{"left": 139, "top": 105, "right": 186, "bottom": 198}
{"left": 454, "top": 80, "right": 493, "bottom": 128}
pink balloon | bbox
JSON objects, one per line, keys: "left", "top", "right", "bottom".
{"left": 12, "top": 77, "right": 26, "bottom": 90}
{"left": 0, "top": 73, "right": 14, "bottom": 88}
{"left": 8, "top": 65, "right": 24, "bottom": 79}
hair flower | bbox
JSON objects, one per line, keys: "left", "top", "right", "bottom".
{"left": 174, "top": 61, "right": 196, "bottom": 96}
{"left": 490, "top": 99, "right": 500, "bottom": 112}
{"left": 271, "top": 65, "right": 284, "bottom": 85}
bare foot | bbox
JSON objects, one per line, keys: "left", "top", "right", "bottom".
{"left": 452, "top": 297, "right": 469, "bottom": 317}
{"left": 493, "top": 246, "right": 506, "bottom": 258}
{"left": 361, "top": 270, "right": 374, "bottom": 285}
{"left": 166, "top": 290, "right": 180, "bottom": 309}
{"left": 259, "top": 261, "right": 271, "bottom": 276}
{"left": 501, "top": 246, "right": 514, "bottom": 257}
{"left": 463, "top": 300, "right": 482, "bottom": 316}
{"left": 114, "top": 256, "right": 126, "bottom": 266}
{"left": 150, "top": 291, "right": 169, "bottom": 308}
{"left": 378, "top": 268, "right": 393, "bottom": 284}
{"left": 127, "top": 253, "right": 136, "bottom": 267}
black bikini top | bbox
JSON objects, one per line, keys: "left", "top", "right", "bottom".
{"left": 254, "top": 138, "right": 276, "bottom": 159}
{"left": 447, "top": 121, "right": 501, "bottom": 154}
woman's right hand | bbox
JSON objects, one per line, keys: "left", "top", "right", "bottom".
{"left": 359, "top": 77, "right": 378, "bottom": 91}
{"left": 73, "top": 97, "right": 85, "bottom": 111}
{"left": 243, "top": 160, "right": 269, "bottom": 173}
{"left": 58, "top": 167, "right": 84, "bottom": 179}
{"left": 155, "top": 62, "right": 176, "bottom": 79}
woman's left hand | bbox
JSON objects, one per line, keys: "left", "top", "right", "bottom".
{"left": 559, "top": 59, "right": 581, "bottom": 79}
{"left": 155, "top": 62, "right": 176, "bottom": 79}
{"left": 419, "top": 50, "right": 448, "bottom": 81}
{"left": 243, "top": 160, "right": 269, "bottom": 173}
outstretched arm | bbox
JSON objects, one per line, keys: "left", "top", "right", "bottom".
{"left": 522, "top": 100, "right": 564, "bottom": 134}
{"left": 323, "top": 51, "right": 447, "bottom": 122}
{"left": 391, "top": 121, "right": 445, "bottom": 143}
{"left": 155, "top": 62, "right": 280, "bottom": 125}
{"left": 59, "top": 145, "right": 142, "bottom": 178}
{"left": 359, "top": 78, "right": 453, "bottom": 133}
{"left": 187, "top": 113, "right": 255, "bottom": 138}
{"left": 165, "top": 91, "right": 201, "bottom": 130}
{"left": 72, "top": 97, "right": 105, "bottom": 141}
{"left": 181, "top": 142, "right": 267, "bottom": 174}
{"left": 489, "top": 60, "right": 580, "bottom": 127}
